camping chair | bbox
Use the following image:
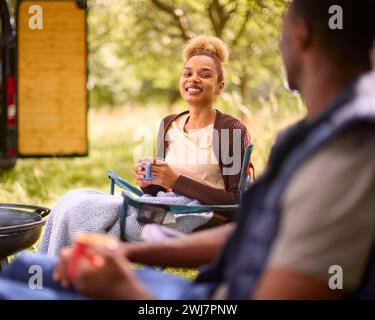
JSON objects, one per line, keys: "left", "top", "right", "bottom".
{"left": 108, "top": 144, "right": 254, "bottom": 241}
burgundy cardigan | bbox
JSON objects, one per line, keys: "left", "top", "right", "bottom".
{"left": 141, "top": 110, "right": 250, "bottom": 205}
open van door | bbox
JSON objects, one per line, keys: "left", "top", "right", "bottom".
{"left": 0, "top": 0, "right": 16, "bottom": 169}
{"left": 17, "top": 0, "right": 87, "bottom": 157}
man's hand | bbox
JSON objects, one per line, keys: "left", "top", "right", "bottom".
{"left": 52, "top": 246, "right": 75, "bottom": 288}
{"left": 53, "top": 244, "right": 153, "bottom": 299}
{"left": 72, "top": 247, "right": 153, "bottom": 299}
{"left": 53, "top": 243, "right": 130, "bottom": 288}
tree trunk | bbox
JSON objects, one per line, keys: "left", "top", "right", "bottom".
{"left": 239, "top": 73, "right": 251, "bottom": 121}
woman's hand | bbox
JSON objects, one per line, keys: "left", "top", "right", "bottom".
{"left": 133, "top": 163, "right": 153, "bottom": 188}
{"left": 150, "top": 162, "right": 179, "bottom": 189}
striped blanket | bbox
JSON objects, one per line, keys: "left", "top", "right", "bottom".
{"left": 38, "top": 189, "right": 212, "bottom": 256}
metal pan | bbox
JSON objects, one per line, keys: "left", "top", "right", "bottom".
{"left": 0, "top": 203, "right": 50, "bottom": 260}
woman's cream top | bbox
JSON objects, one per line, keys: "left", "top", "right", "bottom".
{"left": 164, "top": 113, "right": 225, "bottom": 190}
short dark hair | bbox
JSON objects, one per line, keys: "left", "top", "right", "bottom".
{"left": 291, "top": 0, "right": 375, "bottom": 64}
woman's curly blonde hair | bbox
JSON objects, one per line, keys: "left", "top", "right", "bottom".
{"left": 182, "top": 35, "right": 229, "bottom": 82}
{"left": 183, "top": 35, "right": 229, "bottom": 64}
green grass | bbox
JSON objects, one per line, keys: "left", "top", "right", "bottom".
{"left": 0, "top": 102, "right": 304, "bottom": 280}
{"left": 0, "top": 106, "right": 166, "bottom": 205}
{"left": 0, "top": 140, "right": 136, "bottom": 205}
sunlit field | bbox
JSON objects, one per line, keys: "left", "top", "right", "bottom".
{"left": 1, "top": 99, "right": 304, "bottom": 205}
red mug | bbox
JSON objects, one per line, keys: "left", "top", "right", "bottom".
{"left": 68, "top": 233, "right": 119, "bottom": 282}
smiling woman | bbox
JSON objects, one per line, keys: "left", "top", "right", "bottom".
{"left": 35, "top": 35, "right": 251, "bottom": 257}
{"left": 140, "top": 36, "right": 250, "bottom": 204}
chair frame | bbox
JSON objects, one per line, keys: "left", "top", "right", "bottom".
{"left": 108, "top": 145, "right": 254, "bottom": 240}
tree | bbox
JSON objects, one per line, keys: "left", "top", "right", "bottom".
{"left": 88, "top": 0, "right": 288, "bottom": 117}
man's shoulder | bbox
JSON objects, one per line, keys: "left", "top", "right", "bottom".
{"left": 285, "top": 123, "right": 375, "bottom": 205}
{"left": 324, "top": 123, "right": 375, "bottom": 154}
{"left": 273, "top": 123, "right": 375, "bottom": 291}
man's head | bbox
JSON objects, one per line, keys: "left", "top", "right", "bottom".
{"left": 280, "top": 0, "right": 375, "bottom": 91}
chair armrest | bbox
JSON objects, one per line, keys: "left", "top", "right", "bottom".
{"left": 108, "top": 170, "right": 143, "bottom": 196}
{"left": 122, "top": 191, "right": 239, "bottom": 214}
{"left": 119, "top": 191, "right": 239, "bottom": 241}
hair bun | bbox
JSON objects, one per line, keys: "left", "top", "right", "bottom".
{"left": 183, "top": 36, "right": 229, "bottom": 64}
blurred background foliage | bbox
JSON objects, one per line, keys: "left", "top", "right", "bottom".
{"left": 87, "top": 0, "right": 291, "bottom": 115}
{"left": 2, "top": 0, "right": 306, "bottom": 207}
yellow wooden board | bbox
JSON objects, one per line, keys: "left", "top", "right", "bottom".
{"left": 18, "top": 0, "right": 87, "bottom": 156}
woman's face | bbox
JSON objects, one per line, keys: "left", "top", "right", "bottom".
{"left": 179, "top": 55, "right": 224, "bottom": 107}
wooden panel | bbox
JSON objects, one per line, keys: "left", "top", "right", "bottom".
{"left": 18, "top": 0, "right": 87, "bottom": 156}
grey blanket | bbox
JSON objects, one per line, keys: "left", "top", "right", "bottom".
{"left": 38, "top": 189, "right": 212, "bottom": 256}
